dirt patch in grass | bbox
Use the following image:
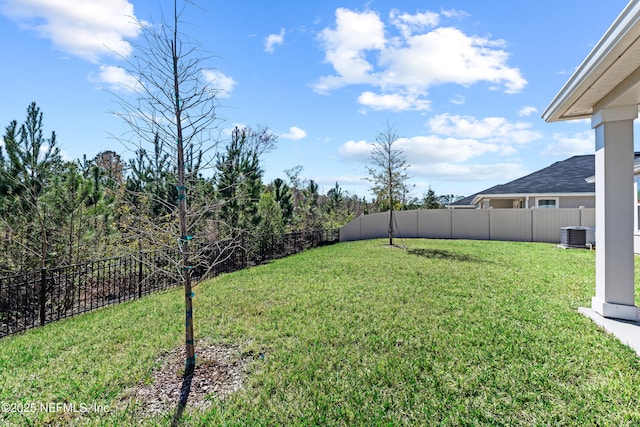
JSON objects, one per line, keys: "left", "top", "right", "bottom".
{"left": 381, "top": 243, "right": 406, "bottom": 249}
{"left": 407, "top": 247, "right": 479, "bottom": 262}
{"left": 120, "top": 339, "right": 254, "bottom": 417}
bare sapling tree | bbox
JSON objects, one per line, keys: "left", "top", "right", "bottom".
{"left": 113, "top": 0, "right": 228, "bottom": 375}
{"left": 366, "top": 122, "right": 411, "bottom": 246}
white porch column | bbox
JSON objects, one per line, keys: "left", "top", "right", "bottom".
{"left": 591, "top": 105, "right": 639, "bottom": 321}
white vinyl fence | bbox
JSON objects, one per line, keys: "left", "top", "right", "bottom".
{"left": 339, "top": 208, "right": 596, "bottom": 243}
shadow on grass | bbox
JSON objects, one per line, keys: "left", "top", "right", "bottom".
{"left": 407, "top": 248, "right": 480, "bottom": 262}
{"left": 171, "top": 372, "right": 193, "bottom": 427}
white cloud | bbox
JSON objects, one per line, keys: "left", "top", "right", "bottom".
{"left": 312, "top": 174, "right": 369, "bottom": 188}
{"left": 338, "top": 126, "right": 531, "bottom": 186}
{"left": 314, "top": 8, "right": 385, "bottom": 93}
{"left": 59, "top": 149, "right": 74, "bottom": 162}
{"left": 379, "top": 27, "right": 525, "bottom": 93}
{"left": 358, "top": 91, "right": 430, "bottom": 111}
{"left": 338, "top": 140, "right": 373, "bottom": 162}
{"left": 95, "top": 65, "right": 140, "bottom": 92}
{"left": 389, "top": 9, "right": 439, "bottom": 38}
{"left": 314, "top": 8, "right": 526, "bottom": 111}
{"left": 411, "top": 162, "right": 527, "bottom": 182}
{"left": 1, "top": 0, "right": 143, "bottom": 62}
{"left": 428, "top": 114, "right": 542, "bottom": 144}
{"left": 339, "top": 134, "right": 500, "bottom": 165}
{"left": 519, "top": 105, "right": 538, "bottom": 117}
{"left": 541, "top": 131, "right": 594, "bottom": 157}
{"left": 201, "top": 69, "right": 236, "bottom": 98}
{"left": 280, "top": 126, "right": 307, "bottom": 141}
{"left": 440, "top": 9, "right": 470, "bottom": 19}
{"left": 396, "top": 136, "right": 501, "bottom": 164}
{"left": 265, "top": 28, "right": 285, "bottom": 53}
{"left": 337, "top": 129, "right": 533, "bottom": 188}
{"left": 450, "top": 94, "right": 465, "bottom": 105}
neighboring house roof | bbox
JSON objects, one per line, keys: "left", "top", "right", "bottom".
{"left": 451, "top": 155, "right": 597, "bottom": 207}
{"left": 447, "top": 193, "right": 477, "bottom": 207}
{"left": 484, "top": 155, "right": 595, "bottom": 195}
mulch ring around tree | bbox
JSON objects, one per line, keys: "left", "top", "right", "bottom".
{"left": 119, "top": 338, "right": 257, "bottom": 418}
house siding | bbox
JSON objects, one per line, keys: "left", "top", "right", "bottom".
{"left": 557, "top": 196, "right": 595, "bottom": 208}
{"left": 472, "top": 195, "right": 595, "bottom": 209}
{"left": 488, "top": 199, "right": 514, "bottom": 209}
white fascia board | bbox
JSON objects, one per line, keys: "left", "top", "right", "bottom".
{"left": 444, "top": 205, "right": 475, "bottom": 209}
{"left": 472, "top": 193, "right": 595, "bottom": 205}
{"left": 543, "top": 0, "right": 640, "bottom": 122}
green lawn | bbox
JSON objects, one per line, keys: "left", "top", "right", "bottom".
{"left": 1, "top": 239, "right": 640, "bottom": 426}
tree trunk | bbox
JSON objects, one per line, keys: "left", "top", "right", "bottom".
{"left": 388, "top": 207, "right": 393, "bottom": 246}
{"left": 172, "top": 2, "right": 195, "bottom": 376}
{"left": 388, "top": 165, "right": 394, "bottom": 246}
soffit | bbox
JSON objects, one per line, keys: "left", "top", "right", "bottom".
{"left": 543, "top": 1, "right": 640, "bottom": 122}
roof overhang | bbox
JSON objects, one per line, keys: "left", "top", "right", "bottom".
{"left": 543, "top": 0, "right": 640, "bottom": 122}
{"left": 471, "top": 192, "right": 595, "bottom": 205}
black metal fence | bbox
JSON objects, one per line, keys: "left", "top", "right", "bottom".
{"left": 0, "top": 229, "right": 338, "bottom": 338}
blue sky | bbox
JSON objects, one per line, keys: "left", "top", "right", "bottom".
{"left": 0, "top": 0, "right": 633, "bottom": 199}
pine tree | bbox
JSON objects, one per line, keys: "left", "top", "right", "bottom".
{"left": 0, "top": 102, "right": 63, "bottom": 270}
{"left": 215, "top": 126, "right": 276, "bottom": 240}
{"left": 271, "top": 178, "right": 293, "bottom": 226}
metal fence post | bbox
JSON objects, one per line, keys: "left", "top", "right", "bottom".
{"left": 39, "top": 268, "right": 46, "bottom": 326}
{"left": 242, "top": 236, "right": 247, "bottom": 268}
{"left": 137, "top": 252, "right": 143, "bottom": 299}
{"left": 272, "top": 234, "right": 275, "bottom": 259}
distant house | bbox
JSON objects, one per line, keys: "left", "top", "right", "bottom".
{"left": 449, "top": 155, "right": 598, "bottom": 209}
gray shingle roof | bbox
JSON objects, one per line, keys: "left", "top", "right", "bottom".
{"left": 448, "top": 194, "right": 476, "bottom": 206}
{"left": 451, "top": 153, "right": 640, "bottom": 207}
{"left": 487, "top": 155, "right": 595, "bottom": 194}
{"left": 451, "top": 155, "right": 596, "bottom": 206}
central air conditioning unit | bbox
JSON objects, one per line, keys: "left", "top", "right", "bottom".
{"left": 560, "top": 226, "right": 595, "bottom": 249}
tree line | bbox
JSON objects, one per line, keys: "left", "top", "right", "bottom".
{"left": 0, "top": 103, "right": 333, "bottom": 273}
{"left": 0, "top": 102, "right": 460, "bottom": 274}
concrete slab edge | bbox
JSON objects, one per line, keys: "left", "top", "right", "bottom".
{"left": 579, "top": 306, "right": 640, "bottom": 357}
